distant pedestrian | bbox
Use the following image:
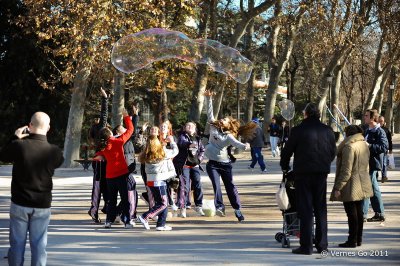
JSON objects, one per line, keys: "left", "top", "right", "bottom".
{"left": 280, "top": 103, "right": 336, "bottom": 255}
{"left": 0, "top": 112, "right": 64, "bottom": 266}
{"left": 238, "top": 120, "right": 267, "bottom": 173}
{"left": 378, "top": 116, "right": 393, "bottom": 183}
{"left": 267, "top": 117, "right": 281, "bottom": 157}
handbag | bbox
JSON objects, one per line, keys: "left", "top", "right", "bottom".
{"left": 276, "top": 181, "right": 291, "bottom": 210}
{"left": 388, "top": 153, "right": 395, "bottom": 169}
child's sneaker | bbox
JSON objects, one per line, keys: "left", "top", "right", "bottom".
{"left": 195, "top": 206, "right": 205, "bottom": 216}
{"left": 216, "top": 208, "right": 226, "bottom": 217}
{"left": 179, "top": 208, "right": 187, "bottom": 218}
{"left": 129, "top": 219, "right": 136, "bottom": 226}
{"left": 234, "top": 209, "right": 245, "bottom": 222}
{"left": 156, "top": 225, "right": 172, "bottom": 231}
{"left": 138, "top": 215, "right": 150, "bottom": 230}
{"left": 104, "top": 221, "right": 111, "bottom": 228}
{"left": 124, "top": 223, "right": 134, "bottom": 229}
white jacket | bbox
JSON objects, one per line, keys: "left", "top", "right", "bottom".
{"left": 145, "top": 142, "right": 179, "bottom": 182}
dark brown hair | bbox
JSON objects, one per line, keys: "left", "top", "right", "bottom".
{"left": 345, "top": 125, "right": 363, "bottom": 137}
{"left": 365, "top": 109, "right": 379, "bottom": 123}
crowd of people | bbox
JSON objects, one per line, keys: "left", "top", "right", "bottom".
{"left": 0, "top": 89, "right": 394, "bottom": 264}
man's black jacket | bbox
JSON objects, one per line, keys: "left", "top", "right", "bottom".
{"left": 280, "top": 117, "right": 336, "bottom": 175}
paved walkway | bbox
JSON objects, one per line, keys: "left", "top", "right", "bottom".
{"left": 0, "top": 135, "right": 399, "bottom": 265}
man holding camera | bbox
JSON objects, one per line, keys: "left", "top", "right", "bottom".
{"left": 0, "top": 112, "right": 64, "bottom": 265}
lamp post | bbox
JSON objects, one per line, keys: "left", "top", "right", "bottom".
{"left": 326, "top": 74, "right": 333, "bottom": 126}
{"left": 389, "top": 83, "right": 395, "bottom": 133}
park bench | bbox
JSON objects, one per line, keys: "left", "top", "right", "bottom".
{"left": 74, "top": 145, "right": 92, "bottom": 170}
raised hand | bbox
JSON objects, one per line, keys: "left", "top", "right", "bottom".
{"left": 204, "top": 90, "right": 215, "bottom": 97}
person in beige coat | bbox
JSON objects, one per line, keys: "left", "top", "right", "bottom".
{"left": 331, "top": 125, "right": 373, "bottom": 248}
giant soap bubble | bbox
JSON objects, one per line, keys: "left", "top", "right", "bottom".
{"left": 111, "top": 28, "right": 253, "bottom": 84}
{"left": 279, "top": 99, "right": 295, "bottom": 121}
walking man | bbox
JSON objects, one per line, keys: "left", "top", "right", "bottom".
{"left": 0, "top": 112, "right": 64, "bottom": 265}
{"left": 280, "top": 103, "right": 336, "bottom": 255}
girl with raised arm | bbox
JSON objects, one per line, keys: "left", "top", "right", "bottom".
{"left": 204, "top": 90, "right": 250, "bottom": 222}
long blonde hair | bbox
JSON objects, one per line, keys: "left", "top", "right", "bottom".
{"left": 139, "top": 135, "right": 166, "bottom": 164}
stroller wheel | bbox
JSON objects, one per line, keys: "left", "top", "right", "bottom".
{"left": 275, "top": 232, "right": 284, "bottom": 243}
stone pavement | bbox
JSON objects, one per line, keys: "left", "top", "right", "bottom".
{"left": 0, "top": 135, "right": 399, "bottom": 265}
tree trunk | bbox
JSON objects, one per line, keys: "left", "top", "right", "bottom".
{"left": 162, "top": 80, "right": 169, "bottom": 121}
{"left": 263, "top": 0, "right": 304, "bottom": 134}
{"left": 111, "top": 71, "right": 125, "bottom": 128}
{"left": 212, "top": 77, "right": 226, "bottom": 118}
{"left": 189, "top": 66, "right": 208, "bottom": 122}
{"left": 365, "top": 74, "right": 384, "bottom": 110}
{"left": 244, "top": 72, "right": 255, "bottom": 122}
{"left": 212, "top": 0, "right": 276, "bottom": 117}
{"left": 188, "top": 0, "right": 212, "bottom": 122}
{"left": 330, "top": 65, "right": 343, "bottom": 130}
{"left": 62, "top": 66, "right": 91, "bottom": 167}
{"left": 263, "top": 72, "right": 279, "bottom": 128}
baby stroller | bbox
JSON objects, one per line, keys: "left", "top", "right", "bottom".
{"left": 275, "top": 171, "right": 299, "bottom": 248}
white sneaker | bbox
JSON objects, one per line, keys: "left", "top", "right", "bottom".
{"left": 216, "top": 208, "right": 226, "bottom": 217}
{"left": 156, "top": 225, "right": 172, "bottom": 231}
{"left": 261, "top": 169, "right": 268, "bottom": 173}
{"left": 129, "top": 219, "right": 136, "bottom": 226}
{"left": 138, "top": 215, "right": 150, "bottom": 230}
{"left": 124, "top": 223, "right": 133, "bottom": 229}
{"left": 179, "top": 208, "right": 187, "bottom": 218}
{"left": 171, "top": 204, "right": 178, "bottom": 211}
{"left": 104, "top": 222, "right": 111, "bottom": 229}
{"left": 247, "top": 165, "right": 254, "bottom": 171}
{"left": 195, "top": 206, "right": 205, "bottom": 216}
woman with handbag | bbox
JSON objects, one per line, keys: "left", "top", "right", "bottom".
{"left": 137, "top": 131, "right": 178, "bottom": 231}
{"left": 330, "top": 125, "right": 373, "bottom": 247}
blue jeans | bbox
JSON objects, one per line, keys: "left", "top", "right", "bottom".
{"left": 183, "top": 167, "right": 203, "bottom": 207}
{"left": 8, "top": 202, "right": 51, "bottom": 266}
{"left": 363, "top": 170, "right": 385, "bottom": 217}
{"left": 249, "top": 147, "right": 266, "bottom": 171}
{"left": 269, "top": 136, "right": 280, "bottom": 157}
{"left": 206, "top": 160, "right": 241, "bottom": 211}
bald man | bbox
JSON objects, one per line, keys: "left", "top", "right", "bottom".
{"left": 0, "top": 112, "right": 64, "bottom": 266}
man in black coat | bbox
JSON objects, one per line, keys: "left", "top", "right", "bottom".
{"left": 0, "top": 112, "right": 64, "bottom": 265}
{"left": 280, "top": 103, "right": 336, "bottom": 255}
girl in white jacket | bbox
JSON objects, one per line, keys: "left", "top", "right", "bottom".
{"left": 137, "top": 132, "right": 178, "bottom": 231}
